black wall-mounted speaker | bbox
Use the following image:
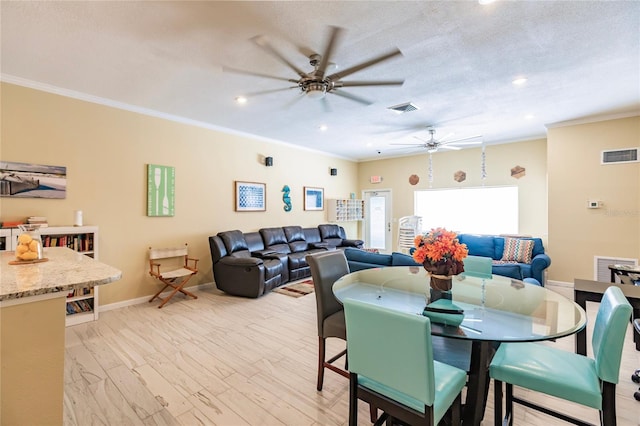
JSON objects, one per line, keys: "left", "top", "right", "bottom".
{"left": 330, "top": 168, "right": 338, "bottom": 176}
{"left": 265, "top": 156, "right": 273, "bottom": 167}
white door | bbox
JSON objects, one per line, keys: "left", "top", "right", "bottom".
{"left": 363, "top": 190, "right": 392, "bottom": 253}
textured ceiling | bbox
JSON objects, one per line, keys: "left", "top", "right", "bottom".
{"left": 2, "top": 1, "right": 639, "bottom": 161}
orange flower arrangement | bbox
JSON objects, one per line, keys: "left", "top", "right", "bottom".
{"left": 412, "top": 227, "right": 468, "bottom": 277}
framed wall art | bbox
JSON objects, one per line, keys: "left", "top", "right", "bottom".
{"left": 0, "top": 161, "right": 67, "bottom": 199}
{"left": 235, "top": 181, "right": 266, "bottom": 211}
{"left": 304, "top": 186, "right": 324, "bottom": 211}
{"left": 147, "top": 164, "right": 175, "bottom": 216}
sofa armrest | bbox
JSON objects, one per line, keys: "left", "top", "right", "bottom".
{"left": 530, "top": 253, "right": 551, "bottom": 285}
{"left": 342, "top": 239, "right": 364, "bottom": 248}
{"left": 252, "top": 249, "right": 278, "bottom": 258}
{"left": 309, "top": 242, "right": 330, "bottom": 250}
{"left": 220, "top": 256, "right": 263, "bottom": 267}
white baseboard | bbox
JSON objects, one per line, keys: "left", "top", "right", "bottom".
{"left": 546, "top": 279, "right": 573, "bottom": 288}
{"left": 99, "top": 282, "right": 215, "bottom": 313}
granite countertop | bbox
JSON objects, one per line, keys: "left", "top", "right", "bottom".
{"left": 1, "top": 247, "right": 122, "bottom": 302}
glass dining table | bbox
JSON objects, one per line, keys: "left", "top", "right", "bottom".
{"left": 332, "top": 266, "right": 587, "bottom": 426}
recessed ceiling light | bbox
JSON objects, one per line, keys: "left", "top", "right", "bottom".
{"left": 318, "top": 124, "right": 328, "bottom": 131}
{"left": 235, "top": 96, "right": 247, "bottom": 104}
{"left": 512, "top": 77, "right": 528, "bottom": 86}
{"left": 524, "top": 114, "right": 535, "bottom": 120}
{"left": 479, "top": 0, "right": 496, "bottom": 4}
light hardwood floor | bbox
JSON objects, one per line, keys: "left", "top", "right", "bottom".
{"left": 64, "top": 282, "right": 640, "bottom": 425}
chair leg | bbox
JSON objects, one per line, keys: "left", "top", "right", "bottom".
{"left": 317, "top": 336, "right": 326, "bottom": 391}
{"left": 451, "top": 392, "right": 461, "bottom": 425}
{"left": 494, "top": 379, "right": 503, "bottom": 426}
{"left": 505, "top": 383, "right": 514, "bottom": 426}
{"left": 149, "top": 284, "right": 170, "bottom": 303}
{"left": 370, "top": 404, "right": 378, "bottom": 423}
{"left": 349, "top": 373, "right": 358, "bottom": 426}
{"left": 601, "top": 381, "right": 617, "bottom": 426}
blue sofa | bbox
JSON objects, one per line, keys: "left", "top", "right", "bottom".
{"left": 456, "top": 234, "right": 550, "bottom": 286}
{"left": 344, "top": 248, "right": 420, "bottom": 272}
{"left": 344, "top": 233, "right": 550, "bottom": 286}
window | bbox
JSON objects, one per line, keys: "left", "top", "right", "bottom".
{"left": 414, "top": 186, "right": 518, "bottom": 234}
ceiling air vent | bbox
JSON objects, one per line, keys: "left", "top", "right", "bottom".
{"left": 601, "top": 147, "right": 639, "bottom": 165}
{"left": 388, "top": 102, "right": 419, "bottom": 114}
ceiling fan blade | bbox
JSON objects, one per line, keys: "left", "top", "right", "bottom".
{"left": 449, "top": 141, "right": 483, "bottom": 146}
{"left": 223, "top": 66, "right": 298, "bottom": 83}
{"left": 442, "top": 134, "right": 483, "bottom": 144}
{"left": 242, "top": 86, "right": 299, "bottom": 98}
{"left": 326, "top": 48, "right": 403, "bottom": 81}
{"left": 439, "top": 145, "right": 461, "bottom": 150}
{"left": 329, "top": 89, "right": 373, "bottom": 105}
{"left": 282, "top": 92, "right": 306, "bottom": 109}
{"left": 316, "top": 26, "right": 344, "bottom": 79}
{"left": 413, "top": 135, "right": 432, "bottom": 144}
{"left": 435, "top": 132, "right": 455, "bottom": 143}
{"left": 321, "top": 97, "right": 332, "bottom": 113}
{"left": 252, "top": 35, "right": 308, "bottom": 79}
{"left": 337, "top": 80, "right": 404, "bottom": 87}
{"left": 389, "top": 142, "right": 425, "bottom": 146}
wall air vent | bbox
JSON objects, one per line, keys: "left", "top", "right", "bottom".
{"left": 387, "top": 102, "right": 419, "bottom": 114}
{"left": 594, "top": 256, "right": 637, "bottom": 283}
{"left": 601, "top": 147, "right": 639, "bottom": 164}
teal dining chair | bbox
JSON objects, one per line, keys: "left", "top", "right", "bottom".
{"left": 490, "top": 285, "right": 632, "bottom": 426}
{"left": 462, "top": 255, "right": 493, "bottom": 279}
{"left": 344, "top": 298, "right": 467, "bottom": 426}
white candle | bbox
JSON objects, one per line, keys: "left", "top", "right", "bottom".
{"left": 73, "top": 210, "right": 83, "bottom": 227}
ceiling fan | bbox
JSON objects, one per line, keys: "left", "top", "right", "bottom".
{"left": 224, "top": 26, "right": 404, "bottom": 108}
{"left": 390, "top": 127, "right": 482, "bottom": 153}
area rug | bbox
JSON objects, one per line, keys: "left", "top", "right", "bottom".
{"left": 273, "top": 279, "right": 314, "bottom": 298}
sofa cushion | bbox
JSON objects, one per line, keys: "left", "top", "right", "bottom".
{"left": 260, "top": 227, "right": 288, "bottom": 246}
{"left": 501, "top": 237, "right": 535, "bottom": 263}
{"left": 344, "top": 247, "right": 392, "bottom": 266}
{"left": 319, "top": 224, "right": 342, "bottom": 239}
{"left": 391, "top": 252, "right": 421, "bottom": 266}
{"left": 283, "top": 226, "right": 305, "bottom": 242}
{"left": 491, "top": 263, "right": 522, "bottom": 280}
{"left": 244, "top": 232, "right": 265, "bottom": 252}
{"left": 303, "top": 227, "right": 322, "bottom": 244}
{"left": 458, "top": 234, "right": 496, "bottom": 259}
{"left": 218, "top": 230, "right": 248, "bottom": 254}
{"left": 288, "top": 252, "right": 308, "bottom": 270}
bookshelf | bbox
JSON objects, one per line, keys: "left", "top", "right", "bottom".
{"left": 8, "top": 225, "right": 100, "bottom": 326}
{"left": 327, "top": 199, "right": 365, "bottom": 222}
{"left": 0, "top": 228, "right": 10, "bottom": 252}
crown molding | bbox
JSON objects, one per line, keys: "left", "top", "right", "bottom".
{"left": 1, "top": 74, "right": 355, "bottom": 162}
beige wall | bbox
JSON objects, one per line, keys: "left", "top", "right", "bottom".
{"left": 1, "top": 83, "right": 359, "bottom": 305}
{"left": 548, "top": 116, "right": 640, "bottom": 283}
{"left": 357, "top": 138, "right": 548, "bottom": 243}
{"left": 3, "top": 83, "right": 638, "bottom": 301}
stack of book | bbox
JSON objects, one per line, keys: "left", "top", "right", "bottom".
{"left": 26, "top": 216, "right": 48, "bottom": 227}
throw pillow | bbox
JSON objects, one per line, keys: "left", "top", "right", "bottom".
{"left": 501, "top": 238, "right": 534, "bottom": 264}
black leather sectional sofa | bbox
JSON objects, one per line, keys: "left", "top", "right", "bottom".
{"left": 209, "top": 224, "right": 364, "bottom": 298}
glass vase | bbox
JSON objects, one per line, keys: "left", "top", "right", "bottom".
{"left": 15, "top": 224, "right": 43, "bottom": 261}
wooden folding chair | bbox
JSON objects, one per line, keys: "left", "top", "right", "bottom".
{"left": 148, "top": 244, "right": 199, "bottom": 308}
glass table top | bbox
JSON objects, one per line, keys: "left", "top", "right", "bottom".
{"left": 333, "top": 266, "right": 586, "bottom": 342}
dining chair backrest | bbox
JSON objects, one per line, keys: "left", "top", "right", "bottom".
{"left": 344, "top": 298, "right": 435, "bottom": 406}
{"left": 463, "top": 255, "right": 492, "bottom": 279}
{"left": 592, "top": 285, "right": 632, "bottom": 384}
{"left": 307, "top": 250, "right": 350, "bottom": 335}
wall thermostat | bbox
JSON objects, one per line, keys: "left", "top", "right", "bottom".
{"left": 587, "top": 200, "right": 601, "bottom": 209}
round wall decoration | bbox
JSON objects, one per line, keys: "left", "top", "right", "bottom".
{"left": 409, "top": 174, "right": 420, "bottom": 185}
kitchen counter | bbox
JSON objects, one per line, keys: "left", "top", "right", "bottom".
{"left": 0, "top": 247, "right": 122, "bottom": 426}
{"left": 1, "top": 247, "right": 121, "bottom": 303}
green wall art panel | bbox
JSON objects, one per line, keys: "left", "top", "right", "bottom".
{"left": 147, "top": 164, "right": 175, "bottom": 217}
